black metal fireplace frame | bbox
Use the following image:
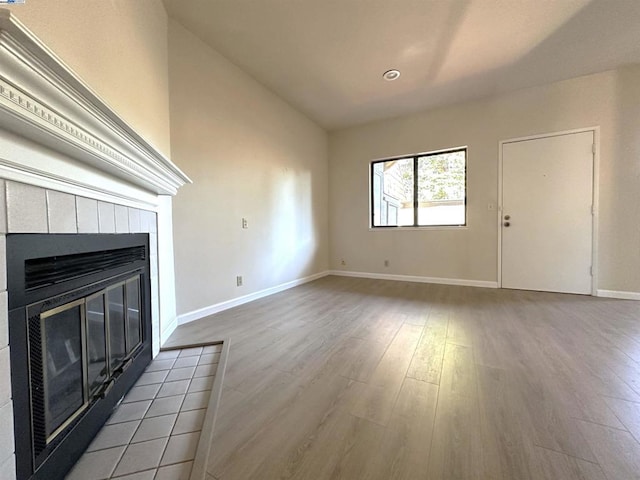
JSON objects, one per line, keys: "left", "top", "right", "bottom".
{"left": 7, "top": 234, "right": 153, "bottom": 480}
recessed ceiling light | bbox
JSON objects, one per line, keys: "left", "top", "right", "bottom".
{"left": 383, "top": 69, "right": 401, "bottom": 81}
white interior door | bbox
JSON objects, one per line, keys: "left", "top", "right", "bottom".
{"left": 501, "top": 131, "right": 594, "bottom": 294}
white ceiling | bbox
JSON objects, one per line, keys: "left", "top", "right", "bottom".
{"left": 163, "top": 0, "right": 640, "bottom": 130}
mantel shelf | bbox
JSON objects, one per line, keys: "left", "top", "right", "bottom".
{"left": 0, "top": 9, "right": 191, "bottom": 198}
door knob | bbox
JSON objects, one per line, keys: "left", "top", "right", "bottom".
{"left": 504, "top": 215, "right": 510, "bottom": 220}
{"left": 504, "top": 222, "right": 510, "bottom": 227}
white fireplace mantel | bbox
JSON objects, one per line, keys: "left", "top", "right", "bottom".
{"left": 0, "top": 7, "right": 192, "bottom": 354}
{"left": 0, "top": 9, "right": 191, "bottom": 205}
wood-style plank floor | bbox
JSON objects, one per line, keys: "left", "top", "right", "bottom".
{"left": 164, "top": 276, "right": 640, "bottom": 480}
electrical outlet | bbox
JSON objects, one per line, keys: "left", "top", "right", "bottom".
{"left": 242, "top": 218, "right": 248, "bottom": 229}
{"left": 384, "top": 259, "right": 389, "bottom": 267}
{"left": 236, "top": 275, "right": 243, "bottom": 286}
{"left": 340, "top": 259, "right": 346, "bottom": 266}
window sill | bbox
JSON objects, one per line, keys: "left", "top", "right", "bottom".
{"left": 369, "top": 226, "right": 468, "bottom": 232}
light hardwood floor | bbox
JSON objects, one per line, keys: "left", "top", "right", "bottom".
{"left": 165, "top": 276, "right": 640, "bottom": 480}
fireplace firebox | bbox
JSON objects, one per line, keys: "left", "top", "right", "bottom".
{"left": 7, "top": 234, "right": 153, "bottom": 480}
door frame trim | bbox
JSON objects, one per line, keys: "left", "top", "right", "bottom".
{"left": 497, "top": 126, "right": 600, "bottom": 295}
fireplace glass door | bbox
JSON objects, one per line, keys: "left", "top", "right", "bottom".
{"left": 28, "top": 273, "right": 144, "bottom": 448}
{"left": 126, "top": 277, "right": 141, "bottom": 354}
{"left": 86, "top": 294, "right": 107, "bottom": 395}
{"left": 41, "top": 299, "right": 87, "bottom": 441}
{"left": 107, "top": 284, "right": 126, "bottom": 372}
{"left": 107, "top": 275, "right": 143, "bottom": 372}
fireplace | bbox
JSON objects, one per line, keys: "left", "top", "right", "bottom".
{"left": 7, "top": 233, "right": 152, "bottom": 480}
{"left": 0, "top": 10, "right": 191, "bottom": 479}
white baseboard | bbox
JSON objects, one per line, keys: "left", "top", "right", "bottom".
{"left": 597, "top": 289, "right": 640, "bottom": 300}
{"left": 176, "top": 271, "right": 331, "bottom": 325}
{"left": 329, "top": 270, "right": 498, "bottom": 289}
{"left": 160, "top": 316, "right": 179, "bottom": 345}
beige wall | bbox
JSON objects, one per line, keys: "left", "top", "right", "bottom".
{"left": 4, "top": 2, "right": 637, "bottom": 298}
{"left": 5, "top": 0, "right": 171, "bottom": 156}
{"left": 168, "top": 20, "right": 329, "bottom": 315}
{"left": 329, "top": 66, "right": 640, "bottom": 293}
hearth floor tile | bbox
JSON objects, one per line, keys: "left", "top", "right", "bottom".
{"left": 146, "top": 394, "right": 186, "bottom": 417}
{"left": 198, "top": 353, "right": 220, "bottom": 365}
{"left": 173, "top": 409, "right": 206, "bottom": 435}
{"left": 187, "top": 375, "right": 215, "bottom": 393}
{"left": 123, "top": 383, "right": 161, "bottom": 403}
{"left": 178, "top": 347, "right": 203, "bottom": 358}
{"left": 154, "top": 461, "right": 193, "bottom": 480}
{"left": 136, "top": 370, "right": 169, "bottom": 386}
{"left": 181, "top": 391, "right": 211, "bottom": 412}
{"left": 157, "top": 379, "right": 191, "bottom": 397}
{"left": 173, "top": 356, "right": 200, "bottom": 368}
{"left": 202, "top": 344, "right": 222, "bottom": 354}
{"left": 66, "top": 446, "right": 126, "bottom": 480}
{"left": 131, "top": 414, "right": 177, "bottom": 443}
{"left": 166, "top": 366, "right": 196, "bottom": 382}
{"left": 87, "top": 421, "right": 141, "bottom": 452}
{"left": 66, "top": 342, "right": 227, "bottom": 480}
{"left": 160, "top": 431, "right": 200, "bottom": 466}
{"left": 107, "top": 400, "right": 152, "bottom": 424}
{"left": 112, "top": 437, "right": 168, "bottom": 477}
{"left": 146, "top": 358, "right": 176, "bottom": 372}
{"left": 112, "top": 470, "right": 156, "bottom": 480}
{"left": 155, "top": 350, "right": 179, "bottom": 360}
{"left": 193, "top": 364, "right": 214, "bottom": 378}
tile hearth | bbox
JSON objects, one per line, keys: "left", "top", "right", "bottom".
{"left": 66, "top": 343, "right": 225, "bottom": 480}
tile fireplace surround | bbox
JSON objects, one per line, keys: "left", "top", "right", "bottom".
{"left": 0, "top": 10, "right": 191, "bottom": 479}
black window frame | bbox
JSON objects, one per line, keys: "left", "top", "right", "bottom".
{"left": 370, "top": 147, "right": 467, "bottom": 228}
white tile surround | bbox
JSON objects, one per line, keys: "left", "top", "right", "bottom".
{"left": 0, "top": 10, "right": 191, "bottom": 480}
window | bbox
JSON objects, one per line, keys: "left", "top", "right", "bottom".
{"left": 371, "top": 148, "right": 466, "bottom": 227}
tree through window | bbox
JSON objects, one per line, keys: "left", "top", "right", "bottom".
{"left": 371, "top": 148, "right": 466, "bottom": 227}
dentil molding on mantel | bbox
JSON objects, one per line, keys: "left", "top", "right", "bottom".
{"left": 0, "top": 8, "right": 191, "bottom": 205}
